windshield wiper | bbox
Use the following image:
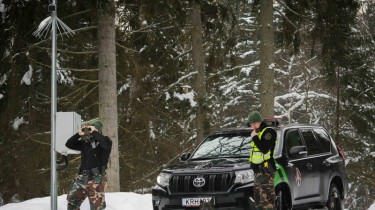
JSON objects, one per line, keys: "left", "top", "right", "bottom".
{"left": 191, "top": 155, "right": 248, "bottom": 160}
{"left": 219, "top": 155, "right": 249, "bottom": 159}
{"left": 190, "top": 157, "right": 219, "bottom": 160}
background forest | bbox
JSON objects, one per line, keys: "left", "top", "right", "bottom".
{"left": 0, "top": 0, "right": 374, "bottom": 209}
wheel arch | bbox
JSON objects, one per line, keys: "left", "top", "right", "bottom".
{"left": 329, "top": 176, "right": 344, "bottom": 199}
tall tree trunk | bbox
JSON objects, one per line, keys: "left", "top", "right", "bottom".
{"left": 335, "top": 68, "right": 340, "bottom": 143}
{"left": 191, "top": 1, "right": 206, "bottom": 142}
{"left": 259, "top": 0, "right": 274, "bottom": 118}
{"left": 98, "top": 0, "right": 120, "bottom": 192}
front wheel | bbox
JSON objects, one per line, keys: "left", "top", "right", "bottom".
{"left": 326, "top": 184, "right": 344, "bottom": 210}
{"left": 276, "top": 186, "right": 292, "bottom": 210}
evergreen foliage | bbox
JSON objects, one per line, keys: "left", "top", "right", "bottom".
{"left": 0, "top": 0, "right": 374, "bottom": 208}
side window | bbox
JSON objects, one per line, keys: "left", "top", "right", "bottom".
{"left": 284, "top": 129, "right": 303, "bottom": 156}
{"left": 301, "top": 129, "right": 323, "bottom": 155}
{"left": 313, "top": 128, "right": 331, "bottom": 153}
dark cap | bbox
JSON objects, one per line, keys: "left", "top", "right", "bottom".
{"left": 247, "top": 111, "right": 263, "bottom": 124}
{"left": 85, "top": 118, "right": 103, "bottom": 132}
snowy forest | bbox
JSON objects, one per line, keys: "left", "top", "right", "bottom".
{"left": 0, "top": 0, "right": 374, "bottom": 209}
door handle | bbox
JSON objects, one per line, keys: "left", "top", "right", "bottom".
{"left": 306, "top": 163, "right": 313, "bottom": 170}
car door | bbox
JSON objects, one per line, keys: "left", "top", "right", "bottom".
{"left": 312, "top": 127, "right": 335, "bottom": 200}
{"left": 284, "top": 129, "right": 314, "bottom": 200}
{"left": 300, "top": 128, "right": 324, "bottom": 199}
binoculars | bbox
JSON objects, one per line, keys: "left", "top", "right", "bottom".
{"left": 81, "top": 127, "right": 92, "bottom": 141}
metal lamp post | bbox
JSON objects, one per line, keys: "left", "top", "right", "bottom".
{"left": 50, "top": 1, "right": 58, "bottom": 209}
{"left": 33, "top": 1, "right": 74, "bottom": 209}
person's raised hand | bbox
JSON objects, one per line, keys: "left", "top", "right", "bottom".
{"left": 251, "top": 130, "right": 258, "bottom": 138}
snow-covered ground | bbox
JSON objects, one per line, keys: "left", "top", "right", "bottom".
{"left": 0, "top": 192, "right": 152, "bottom": 210}
{"left": 0, "top": 192, "right": 374, "bottom": 210}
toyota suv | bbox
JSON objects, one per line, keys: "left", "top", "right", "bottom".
{"left": 152, "top": 120, "right": 348, "bottom": 210}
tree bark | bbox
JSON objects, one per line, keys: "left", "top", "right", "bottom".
{"left": 335, "top": 68, "right": 340, "bottom": 143}
{"left": 97, "top": 0, "right": 120, "bottom": 192}
{"left": 191, "top": 1, "right": 206, "bottom": 142}
{"left": 259, "top": 0, "right": 275, "bottom": 118}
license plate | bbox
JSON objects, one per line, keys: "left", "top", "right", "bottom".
{"left": 182, "top": 197, "right": 213, "bottom": 207}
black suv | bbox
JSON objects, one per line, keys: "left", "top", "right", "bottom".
{"left": 152, "top": 121, "right": 348, "bottom": 210}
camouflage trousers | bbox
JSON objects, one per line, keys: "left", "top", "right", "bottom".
{"left": 67, "top": 174, "right": 107, "bottom": 210}
{"left": 254, "top": 172, "right": 276, "bottom": 210}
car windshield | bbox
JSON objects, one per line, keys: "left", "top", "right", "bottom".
{"left": 191, "top": 132, "right": 252, "bottom": 160}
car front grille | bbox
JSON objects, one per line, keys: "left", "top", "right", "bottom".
{"left": 169, "top": 173, "right": 234, "bottom": 193}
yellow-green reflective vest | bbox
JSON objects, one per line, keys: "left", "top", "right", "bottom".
{"left": 249, "top": 127, "right": 272, "bottom": 164}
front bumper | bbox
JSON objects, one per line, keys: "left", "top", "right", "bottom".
{"left": 152, "top": 183, "right": 255, "bottom": 210}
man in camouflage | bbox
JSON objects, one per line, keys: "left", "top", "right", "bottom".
{"left": 247, "top": 111, "right": 277, "bottom": 210}
{"left": 67, "top": 174, "right": 107, "bottom": 209}
{"left": 66, "top": 118, "right": 112, "bottom": 210}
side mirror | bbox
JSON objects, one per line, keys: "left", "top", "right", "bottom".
{"left": 289, "top": 146, "right": 307, "bottom": 159}
{"left": 180, "top": 153, "right": 191, "bottom": 161}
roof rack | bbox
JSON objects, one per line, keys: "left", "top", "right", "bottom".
{"left": 263, "top": 118, "right": 281, "bottom": 127}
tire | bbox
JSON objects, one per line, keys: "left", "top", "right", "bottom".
{"left": 276, "top": 187, "right": 292, "bottom": 210}
{"left": 325, "top": 184, "right": 344, "bottom": 210}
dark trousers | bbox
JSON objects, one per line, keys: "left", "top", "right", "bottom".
{"left": 254, "top": 172, "right": 276, "bottom": 210}
{"left": 67, "top": 174, "right": 107, "bottom": 210}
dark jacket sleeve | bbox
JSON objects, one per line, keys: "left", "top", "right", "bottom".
{"left": 252, "top": 128, "right": 277, "bottom": 154}
{"left": 65, "top": 133, "right": 82, "bottom": 151}
{"left": 92, "top": 131, "right": 112, "bottom": 150}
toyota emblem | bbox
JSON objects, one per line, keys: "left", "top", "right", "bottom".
{"left": 193, "top": 177, "right": 205, "bottom": 188}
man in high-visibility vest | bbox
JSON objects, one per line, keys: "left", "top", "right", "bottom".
{"left": 247, "top": 111, "right": 277, "bottom": 210}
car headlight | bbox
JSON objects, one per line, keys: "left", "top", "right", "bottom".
{"left": 234, "top": 169, "right": 254, "bottom": 184}
{"left": 157, "top": 172, "right": 172, "bottom": 187}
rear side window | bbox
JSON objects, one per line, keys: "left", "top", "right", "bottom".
{"left": 301, "top": 129, "right": 323, "bottom": 155}
{"left": 313, "top": 128, "right": 331, "bottom": 153}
